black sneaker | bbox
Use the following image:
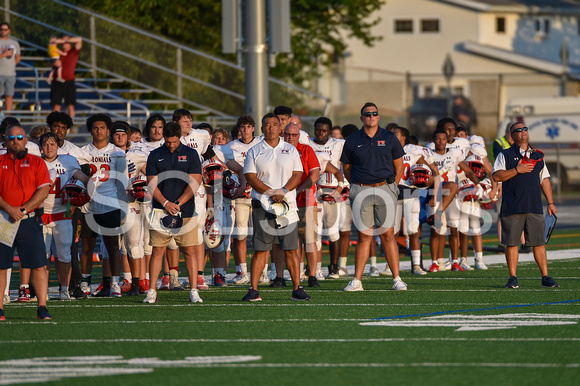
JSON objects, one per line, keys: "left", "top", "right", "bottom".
{"left": 541, "top": 276, "right": 560, "bottom": 288}
{"left": 242, "top": 287, "right": 262, "bottom": 302}
{"left": 505, "top": 276, "right": 519, "bottom": 289}
{"left": 0, "top": 308, "right": 5, "bottom": 321}
{"left": 128, "top": 283, "right": 141, "bottom": 296}
{"left": 70, "top": 285, "right": 87, "bottom": 299}
{"left": 37, "top": 306, "right": 52, "bottom": 320}
{"left": 269, "top": 277, "right": 287, "bottom": 288}
{"left": 93, "top": 285, "right": 111, "bottom": 297}
{"left": 291, "top": 286, "right": 311, "bottom": 301}
{"left": 307, "top": 275, "right": 320, "bottom": 288}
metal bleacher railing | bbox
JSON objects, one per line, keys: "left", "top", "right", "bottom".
{"left": 1, "top": 0, "right": 330, "bottom": 131}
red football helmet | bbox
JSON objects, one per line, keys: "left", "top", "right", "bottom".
{"left": 409, "top": 164, "right": 432, "bottom": 188}
{"left": 130, "top": 177, "right": 150, "bottom": 203}
{"left": 458, "top": 184, "right": 478, "bottom": 202}
{"left": 466, "top": 155, "right": 485, "bottom": 178}
{"left": 202, "top": 162, "right": 226, "bottom": 186}
{"left": 222, "top": 170, "right": 241, "bottom": 199}
{"left": 478, "top": 178, "right": 494, "bottom": 204}
{"left": 317, "top": 192, "right": 337, "bottom": 204}
{"left": 203, "top": 217, "right": 224, "bottom": 249}
{"left": 61, "top": 179, "right": 90, "bottom": 207}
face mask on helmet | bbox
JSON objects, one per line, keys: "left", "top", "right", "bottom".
{"left": 409, "top": 164, "right": 432, "bottom": 188}
{"left": 61, "top": 178, "right": 90, "bottom": 207}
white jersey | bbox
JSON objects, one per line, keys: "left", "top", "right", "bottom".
{"left": 211, "top": 144, "right": 235, "bottom": 164}
{"left": 81, "top": 142, "right": 128, "bottom": 214}
{"left": 0, "top": 141, "right": 41, "bottom": 156}
{"left": 126, "top": 146, "right": 149, "bottom": 184}
{"left": 181, "top": 129, "right": 211, "bottom": 161}
{"left": 432, "top": 148, "right": 464, "bottom": 183}
{"left": 309, "top": 137, "right": 345, "bottom": 187}
{"left": 227, "top": 137, "right": 262, "bottom": 167}
{"left": 136, "top": 138, "right": 165, "bottom": 154}
{"left": 400, "top": 144, "right": 434, "bottom": 187}
{"left": 58, "top": 139, "right": 91, "bottom": 164}
{"left": 299, "top": 130, "right": 310, "bottom": 145}
{"left": 43, "top": 155, "right": 81, "bottom": 214}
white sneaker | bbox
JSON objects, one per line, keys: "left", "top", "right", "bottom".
{"left": 189, "top": 289, "right": 203, "bottom": 303}
{"left": 110, "top": 282, "right": 122, "bottom": 297}
{"left": 169, "top": 269, "right": 184, "bottom": 290}
{"left": 412, "top": 265, "right": 427, "bottom": 275}
{"left": 393, "top": 278, "right": 408, "bottom": 291}
{"left": 327, "top": 269, "right": 339, "bottom": 279}
{"left": 369, "top": 266, "right": 380, "bottom": 277}
{"left": 59, "top": 290, "right": 74, "bottom": 301}
{"left": 315, "top": 269, "right": 325, "bottom": 280}
{"left": 143, "top": 289, "right": 158, "bottom": 303}
{"left": 380, "top": 267, "right": 393, "bottom": 276}
{"left": 444, "top": 260, "right": 451, "bottom": 271}
{"left": 259, "top": 272, "right": 270, "bottom": 284}
{"left": 475, "top": 258, "right": 488, "bottom": 270}
{"left": 344, "top": 278, "right": 363, "bottom": 291}
{"left": 4, "top": 294, "right": 10, "bottom": 304}
{"left": 338, "top": 266, "right": 349, "bottom": 277}
{"left": 80, "top": 281, "right": 91, "bottom": 296}
{"left": 233, "top": 273, "right": 249, "bottom": 285}
{"left": 460, "top": 259, "right": 474, "bottom": 271}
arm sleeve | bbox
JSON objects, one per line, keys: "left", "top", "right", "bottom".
{"left": 201, "top": 145, "right": 216, "bottom": 161}
{"left": 243, "top": 148, "right": 257, "bottom": 174}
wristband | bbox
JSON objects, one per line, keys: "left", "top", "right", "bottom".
{"left": 515, "top": 167, "right": 519, "bottom": 174}
{"left": 337, "top": 181, "right": 345, "bottom": 189}
{"left": 163, "top": 200, "right": 169, "bottom": 207}
{"left": 281, "top": 187, "right": 288, "bottom": 194}
{"left": 548, "top": 202, "right": 554, "bottom": 205}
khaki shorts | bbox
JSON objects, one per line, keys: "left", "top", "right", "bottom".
{"left": 150, "top": 217, "right": 200, "bottom": 248}
{"left": 297, "top": 205, "right": 320, "bottom": 246}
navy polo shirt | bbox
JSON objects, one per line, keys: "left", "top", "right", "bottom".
{"left": 146, "top": 143, "right": 201, "bottom": 218}
{"left": 340, "top": 127, "right": 404, "bottom": 184}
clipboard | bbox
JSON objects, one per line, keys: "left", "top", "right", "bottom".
{"left": 544, "top": 211, "right": 557, "bottom": 244}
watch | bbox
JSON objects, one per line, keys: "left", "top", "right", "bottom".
{"left": 281, "top": 187, "right": 288, "bottom": 194}
{"left": 174, "top": 200, "right": 180, "bottom": 206}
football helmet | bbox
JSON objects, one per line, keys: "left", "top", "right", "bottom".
{"left": 458, "top": 184, "right": 478, "bottom": 202}
{"left": 466, "top": 154, "right": 485, "bottom": 178}
{"left": 409, "top": 164, "right": 432, "bottom": 188}
{"left": 130, "top": 177, "right": 150, "bottom": 203}
{"left": 203, "top": 217, "right": 224, "bottom": 249}
{"left": 202, "top": 162, "right": 226, "bottom": 186}
{"left": 61, "top": 178, "right": 90, "bottom": 207}
{"left": 222, "top": 170, "right": 241, "bottom": 199}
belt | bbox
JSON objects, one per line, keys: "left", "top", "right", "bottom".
{"left": 358, "top": 177, "right": 395, "bottom": 187}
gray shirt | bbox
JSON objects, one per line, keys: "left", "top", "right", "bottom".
{"left": 0, "top": 38, "right": 20, "bottom": 76}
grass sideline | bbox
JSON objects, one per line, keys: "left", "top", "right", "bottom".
{"left": 1, "top": 230, "right": 580, "bottom": 385}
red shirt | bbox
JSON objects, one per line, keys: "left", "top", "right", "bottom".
{"left": 61, "top": 48, "right": 80, "bottom": 81}
{"left": 295, "top": 143, "right": 320, "bottom": 207}
{"left": 0, "top": 153, "right": 51, "bottom": 208}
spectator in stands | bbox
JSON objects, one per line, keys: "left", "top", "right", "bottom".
{"left": 0, "top": 22, "right": 21, "bottom": 112}
{"left": 50, "top": 36, "right": 82, "bottom": 118}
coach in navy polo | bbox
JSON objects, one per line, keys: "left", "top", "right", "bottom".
{"left": 340, "top": 102, "right": 407, "bottom": 292}
{"left": 492, "top": 121, "right": 559, "bottom": 289}
{"left": 145, "top": 122, "right": 203, "bottom": 304}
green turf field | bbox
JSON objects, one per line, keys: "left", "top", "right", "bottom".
{"left": 1, "top": 230, "right": 580, "bottom": 385}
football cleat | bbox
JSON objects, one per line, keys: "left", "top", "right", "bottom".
{"left": 197, "top": 275, "right": 209, "bottom": 290}
{"left": 344, "top": 278, "right": 364, "bottom": 292}
{"left": 428, "top": 263, "right": 440, "bottom": 272}
{"left": 451, "top": 262, "right": 465, "bottom": 272}
{"left": 143, "top": 289, "right": 158, "bottom": 303}
{"left": 159, "top": 274, "right": 170, "bottom": 290}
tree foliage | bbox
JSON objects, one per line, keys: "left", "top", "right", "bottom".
{"left": 68, "top": 0, "right": 384, "bottom": 85}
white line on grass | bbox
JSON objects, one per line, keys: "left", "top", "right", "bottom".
{"left": 162, "top": 362, "right": 580, "bottom": 369}
{"left": 2, "top": 338, "right": 580, "bottom": 344}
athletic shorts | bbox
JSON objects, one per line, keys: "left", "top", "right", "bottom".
{"left": 501, "top": 213, "right": 544, "bottom": 247}
{"left": 349, "top": 183, "right": 398, "bottom": 232}
{"left": 43, "top": 219, "right": 73, "bottom": 263}
{"left": 252, "top": 203, "right": 298, "bottom": 251}
{"left": 297, "top": 205, "right": 319, "bottom": 250}
{"left": 50, "top": 80, "right": 77, "bottom": 106}
{"left": 80, "top": 210, "right": 123, "bottom": 239}
{"left": 0, "top": 75, "right": 16, "bottom": 96}
{"left": 0, "top": 216, "right": 47, "bottom": 270}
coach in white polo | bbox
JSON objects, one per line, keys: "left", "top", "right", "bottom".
{"left": 242, "top": 113, "right": 310, "bottom": 302}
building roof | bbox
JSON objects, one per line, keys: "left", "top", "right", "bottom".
{"left": 463, "top": 41, "right": 580, "bottom": 79}
{"left": 441, "top": 0, "right": 580, "bottom": 14}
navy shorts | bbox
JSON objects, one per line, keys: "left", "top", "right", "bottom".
{"left": 0, "top": 216, "right": 47, "bottom": 270}
{"left": 80, "top": 210, "right": 123, "bottom": 239}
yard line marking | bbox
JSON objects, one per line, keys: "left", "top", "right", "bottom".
{"left": 2, "top": 338, "right": 580, "bottom": 344}
{"left": 372, "top": 299, "right": 580, "bottom": 320}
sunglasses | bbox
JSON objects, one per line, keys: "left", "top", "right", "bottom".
{"left": 284, "top": 133, "right": 300, "bottom": 137}
{"left": 7, "top": 135, "right": 25, "bottom": 141}
{"left": 513, "top": 127, "right": 529, "bottom": 133}
{"left": 363, "top": 111, "right": 379, "bottom": 117}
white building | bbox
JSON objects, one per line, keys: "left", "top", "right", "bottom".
{"left": 321, "top": 0, "right": 580, "bottom": 137}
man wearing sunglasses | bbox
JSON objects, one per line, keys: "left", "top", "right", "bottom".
{"left": 0, "top": 22, "right": 20, "bottom": 112}
{"left": 0, "top": 125, "right": 52, "bottom": 321}
{"left": 492, "top": 122, "right": 559, "bottom": 289}
{"left": 340, "top": 102, "right": 407, "bottom": 292}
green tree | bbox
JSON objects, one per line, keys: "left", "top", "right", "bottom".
{"left": 69, "top": 0, "right": 384, "bottom": 85}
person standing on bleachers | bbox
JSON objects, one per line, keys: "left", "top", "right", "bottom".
{"left": 50, "top": 35, "right": 82, "bottom": 118}
{"left": 0, "top": 22, "right": 20, "bottom": 112}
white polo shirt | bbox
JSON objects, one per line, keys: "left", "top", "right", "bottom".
{"left": 244, "top": 138, "right": 303, "bottom": 207}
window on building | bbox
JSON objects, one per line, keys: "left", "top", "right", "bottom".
{"left": 496, "top": 17, "right": 505, "bottom": 33}
{"left": 421, "top": 19, "right": 440, "bottom": 33}
{"left": 395, "top": 19, "right": 413, "bottom": 33}
{"left": 535, "top": 17, "right": 550, "bottom": 37}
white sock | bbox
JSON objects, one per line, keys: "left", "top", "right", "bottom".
{"left": 300, "top": 262, "right": 304, "bottom": 273}
{"left": 393, "top": 275, "right": 401, "bottom": 282}
{"left": 112, "top": 276, "right": 119, "bottom": 285}
{"left": 411, "top": 250, "right": 421, "bottom": 266}
{"left": 20, "top": 284, "right": 29, "bottom": 289}
{"left": 405, "top": 238, "right": 410, "bottom": 249}
{"left": 235, "top": 265, "right": 240, "bottom": 274}
{"left": 271, "top": 263, "right": 276, "bottom": 272}
{"left": 432, "top": 260, "right": 439, "bottom": 266}
{"left": 218, "top": 268, "right": 226, "bottom": 276}
{"left": 475, "top": 251, "right": 483, "bottom": 261}
{"left": 438, "top": 258, "right": 445, "bottom": 267}
{"left": 316, "top": 262, "right": 322, "bottom": 271}
{"left": 123, "top": 272, "right": 132, "bottom": 282}
{"left": 262, "top": 265, "right": 268, "bottom": 274}
{"left": 370, "top": 256, "right": 377, "bottom": 267}
{"left": 339, "top": 257, "right": 347, "bottom": 267}
{"left": 5, "top": 268, "right": 11, "bottom": 296}
{"left": 240, "top": 263, "right": 248, "bottom": 274}
{"left": 453, "top": 259, "right": 459, "bottom": 263}
{"left": 61, "top": 285, "right": 68, "bottom": 293}
{"left": 211, "top": 268, "right": 216, "bottom": 275}
{"left": 145, "top": 273, "right": 150, "bottom": 280}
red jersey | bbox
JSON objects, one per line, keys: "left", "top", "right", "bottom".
{"left": 0, "top": 153, "right": 51, "bottom": 208}
{"left": 295, "top": 143, "right": 320, "bottom": 207}
{"left": 61, "top": 48, "right": 80, "bottom": 81}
